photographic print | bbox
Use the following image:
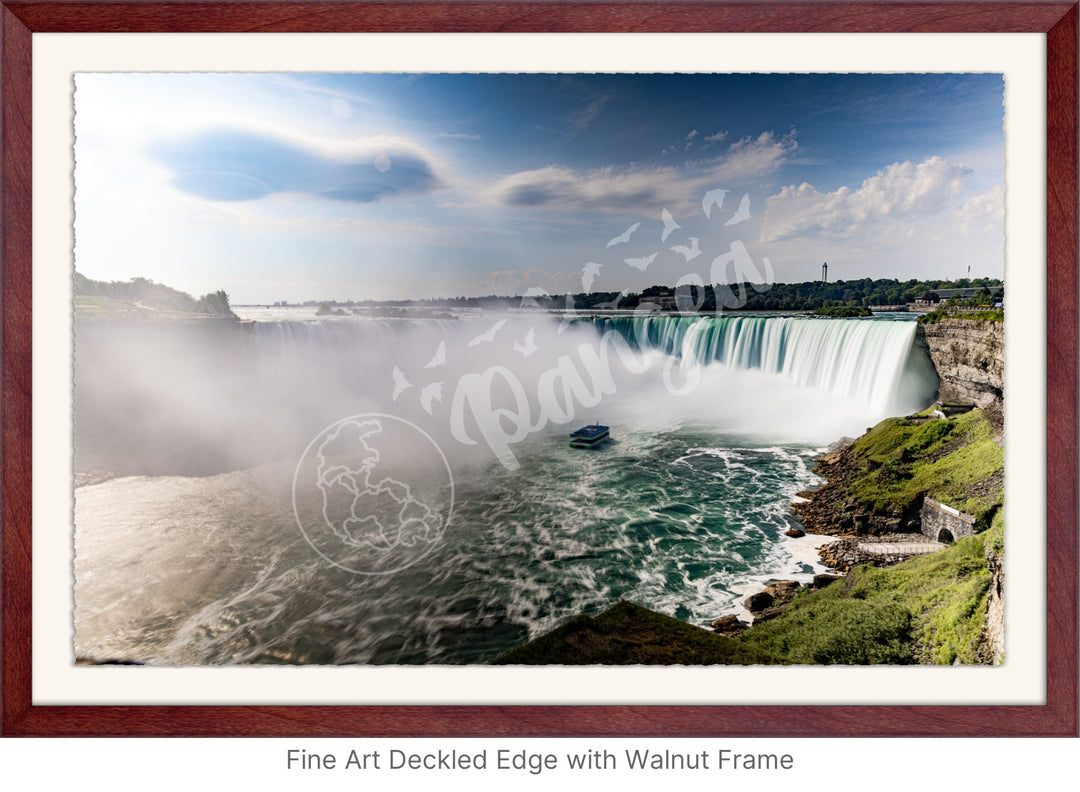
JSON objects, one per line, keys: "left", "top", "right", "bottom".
{"left": 71, "top": 71, "right": 1007, "bottom": 668}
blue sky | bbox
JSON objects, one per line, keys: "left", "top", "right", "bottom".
{"left": 74, "top": 72, "right": 1004, "bottom": 303}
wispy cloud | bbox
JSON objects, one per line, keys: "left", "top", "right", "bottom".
{"left": 486, "top": 165, "right": 675, "bottom": 212}
{"left": 566, "top": 94, "right": 611, "bottom": 135}
{"left": 269, "top": 74, "right": 378, "bottom": 106}
{"left": 487, "top": 130, "right": 798, "bottom": 214}
{"left": 705, "top": 131, "right": 796, "bottom": 182}
{"left": 437, "top": 132, "right": 483, "bottom": 141}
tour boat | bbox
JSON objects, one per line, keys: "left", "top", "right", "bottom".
{"left": 569, "top": 424, "right": 610, "bottom": 449}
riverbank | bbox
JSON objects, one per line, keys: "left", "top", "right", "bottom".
{"left": 792, "top": 406, "right": 1003, "bottom": 538}
{"left": 494, "top": 405, "right": 1005, "bottom": 665}
{"left": 492, "top": 518, "right": 1002, "bottom": 665}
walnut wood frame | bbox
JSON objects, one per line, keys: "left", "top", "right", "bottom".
{"left": 1, "top": 1, "right": 1076, "bottom": 737}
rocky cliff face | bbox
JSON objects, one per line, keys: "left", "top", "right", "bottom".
{"left": 917, "top": 319, "right": 1003, "bottom": 408}
{"left": 981, "top": 544, "right": 1006, "bottom": 664}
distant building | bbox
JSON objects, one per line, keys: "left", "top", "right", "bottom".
{"left": 908, "top": 286, "right": 1002, "bottom": 312}
{"left": 929, "top": 287, "right": 1002, "bottom": 301}
{"left": 675, "top": 292, "right": 696, "bottom": 312}
{"left": 654, "top": 290, "right": 679, "bottom": 311}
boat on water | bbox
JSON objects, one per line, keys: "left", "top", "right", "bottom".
{"left": 569, "top": 424, "right": 610, "bottom": 449}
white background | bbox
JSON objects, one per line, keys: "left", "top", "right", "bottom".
{"left": 5, "top": 27, "right": 1072, "bottom": 783}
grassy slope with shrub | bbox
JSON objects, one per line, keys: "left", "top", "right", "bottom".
{"left": 75, "top": 272, "right": 238, "bottom": 319}
{"left": 737, "top": 517, "right": 1002, "bottom": 664}
{"left": 918, "top": 308, "right": 1003, "bottom": 324}
{"left": 846, "top": 408, "right": 1003, "bottom": 528}
{"left": 492, "top": 600, "right": 778, "bottom": 665}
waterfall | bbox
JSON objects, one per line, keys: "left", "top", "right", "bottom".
{"left": 592, "top": 314, "right": 934, "bottom": 415}
{"left": 239, "top": 312, "right": 938, "bottom": 424}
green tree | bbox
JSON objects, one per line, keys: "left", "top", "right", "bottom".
{"left": 195, "top": 290, "right": 237, "bottom": 318}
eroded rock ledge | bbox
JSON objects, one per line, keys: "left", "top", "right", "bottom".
{"left": 917, "top": 318, "right": 1003, "bottom": 408}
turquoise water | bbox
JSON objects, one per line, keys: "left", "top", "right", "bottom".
{"left": 409, "top": 425, "right": 827, "bottom": 662}
{"left": 75, "top": 426, "right": 827, "bottom": 664}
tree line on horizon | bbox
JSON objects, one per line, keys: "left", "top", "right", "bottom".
{"left": 75, "top": 272, "right": 1003, "bottom": 315}
{"left": 350, "top": 276, "right": 1004, "bottom": 313}
{"left": 74, "top": 272, "right": 237, "bottom": 318}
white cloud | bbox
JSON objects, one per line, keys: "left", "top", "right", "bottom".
{"left": 707, "top": 131, "right": 797, "bottom": 183}
{"left": 761, "top": 156, "right": 975, "bottom": 243}
{"left": 331, "top": 99, "right": 352, "bottom": 120}
{"left": 486, "top": 130, "right": 798, "bottom": 214}
{"left": 953, "top": 183, "right": 1004, "bottom": 235}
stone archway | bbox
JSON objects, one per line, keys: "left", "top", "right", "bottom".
{"left": 937, "top": 528, "right": 955, "bottom": 544}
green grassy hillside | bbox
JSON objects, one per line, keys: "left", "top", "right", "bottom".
{"left": 492, "top": 601, "right": 778, "bottom": 665}
{"left": 848, "top": 409, "right": 1003, "bottom": 528}
{"left": 75, "top": 272, "right": 237, "bottom": 319}
{"left": 738, "top": 517, "right": 1001, "bottom": 664}
{"left": 794, "top": 408, "right": 1003, "bottom": 536}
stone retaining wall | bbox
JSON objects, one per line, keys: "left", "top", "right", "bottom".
{"left": 921, "top": 497, "right": 976, "bottom": 542}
